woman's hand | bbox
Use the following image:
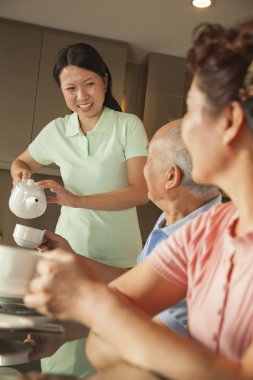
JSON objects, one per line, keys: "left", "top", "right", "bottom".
{"left": 24, "top": 249, "right": 103, "bottom": 323}
{"left": 11, "top": 150, "right": 43, "bottom": 188}
{"left": 37, "top": 180, "right": 78, "bottom": 207}
{"left": 11, "top": 167, "right": 31, "bottom": 189}
{"left": 37, "top": 230, "right": 73, "bottom": 253}
{"left": 12, "top": 168, "right": 31, "bottom": 188}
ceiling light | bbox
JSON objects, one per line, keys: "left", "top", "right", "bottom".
{"left": 190, "top": 0, "right": 214, "bottom": 8}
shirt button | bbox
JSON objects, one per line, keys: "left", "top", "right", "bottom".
{"left": 223, "top": 284, "right": 228, "bottom": 291}
{"left": 212, "top": 333, "right": 218, "bottom": 341}
{"left": 217, "top": 309, "right": 222, "bottom": 315}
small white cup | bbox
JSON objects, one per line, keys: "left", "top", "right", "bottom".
{"left": 13, "top": 224, "right": 45, "bottom": 249}
{"left": 0, "top": 245, "right": 41, "bottom": 297}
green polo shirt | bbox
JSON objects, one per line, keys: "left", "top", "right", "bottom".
{"left": 29, "top": 108, "right": 148, "bottom": 377}
{"left": 29, "top": 107, "right": 148, "bottom": 267}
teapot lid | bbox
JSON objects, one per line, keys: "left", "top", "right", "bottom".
{"left": 18, "top": 179, "right": 39, "bottom": 190}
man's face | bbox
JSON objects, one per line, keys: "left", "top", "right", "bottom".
{"left": 144, "top": 139, "right": 166, "bottom": 206}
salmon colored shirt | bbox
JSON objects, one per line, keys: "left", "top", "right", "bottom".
{"left": 148, "top": 202, "right": 253, "bottom": 361}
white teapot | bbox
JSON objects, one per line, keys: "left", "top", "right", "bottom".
{"left": 9, "top": 179, "right": 47, "bottom": 219}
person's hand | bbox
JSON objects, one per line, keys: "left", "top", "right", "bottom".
{"left": 24, "top": 249, "right": 103, "bottom": 323}
{"left": 37, "top": 179, "right": 78, "bottom": 207}
{"left": 37, "top": 230, "right": 73, "bottom": 253}
{"left": 12, "top": 169, "right": 31, "bottom": 188}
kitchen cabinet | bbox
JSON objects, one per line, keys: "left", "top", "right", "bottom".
{"left": 0, "top": 20, "right": 42, "bottom": 164}
{"left": 143, "top": 52, "right": 186, "bottom": 139}
{"left": 0, "top": 19, "right": 127, "bottom": 174}
{"left": 136, "top": 53, "right": 187, "bottom": 241}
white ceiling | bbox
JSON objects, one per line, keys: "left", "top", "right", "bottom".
{"left": 0, "top": 0, "right": 252, "bottom": 63}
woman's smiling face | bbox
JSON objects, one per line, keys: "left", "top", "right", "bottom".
{"left": 60, "top": 65, "right": 107, "bottom": 121}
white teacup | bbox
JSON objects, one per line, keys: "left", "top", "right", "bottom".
{"left": 0, "top": 245, "right": 40, "bottom": 297}
{"left": 13, "top": 224, "right": 45, "bottom": 249}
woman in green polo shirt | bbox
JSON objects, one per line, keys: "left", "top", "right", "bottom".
{"left": 11, "top": 43, "right": 148, "bottom": 377}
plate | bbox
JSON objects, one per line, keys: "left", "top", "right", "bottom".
{"left": 0, "top": 314, "right": 34, "bottom": 330}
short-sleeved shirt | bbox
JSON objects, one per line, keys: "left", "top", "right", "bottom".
{"left": 137, "top": 195, "right": 221, "bottom": 336}
{"left": 148, "top": 202, "right": 253, "bottom": 361}
{"left": 29, "top": 107, "right": 148, "bottom": 268}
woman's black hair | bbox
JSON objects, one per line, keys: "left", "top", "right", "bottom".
{"left": 53, "top": 42, "right": 122, "bottom": 112}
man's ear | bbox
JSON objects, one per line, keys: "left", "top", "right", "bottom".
{"left": 165, "top": 166, "right": 182, "bottom": 190}
{"left": 222, "top": 101, "right": 245, "bottom": 145}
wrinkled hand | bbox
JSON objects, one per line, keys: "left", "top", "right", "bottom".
{"left": 24, "top": 250, "right": 103, "bottom": 323}
{"left": 37, "top": 230, "right": 73, "bottom": 253}
{"left": 37, "top": 180, "right": 77, "bottom": 207}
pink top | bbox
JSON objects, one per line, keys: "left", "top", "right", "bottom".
{"left": 148, "top": 202, "right": 253, "bottom": 361}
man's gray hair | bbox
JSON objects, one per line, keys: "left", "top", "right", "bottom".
{"left": 158, "top": 124, "right": 218, "bottom": 199}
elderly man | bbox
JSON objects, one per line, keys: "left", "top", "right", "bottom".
{"left": 23, "top": 119, "right": 220, "bottom": 375}
{"left": 136, "top": 119, "right": 220, "bottom": 336}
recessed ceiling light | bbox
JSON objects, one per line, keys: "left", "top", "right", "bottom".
{"left": 190, "top": 0, "right": 214, "bottom": 8}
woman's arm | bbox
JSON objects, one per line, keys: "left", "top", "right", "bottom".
{"left": 24, "top": 251, "right": 251, "bottom": 380}
{"left": 87, "top": 265, "right": 253, "bottom": 380}
{"left": 87, "top": 291, "right": 247, "bottom": 380}
{"left": 86, "top": 262, "right": 185, "bottom": 370}
{"left": 11, "top": 149, "right": 44, "bottom": 186}
{"left": 86, "top": 331, "right": 122, "bottom": 370}
{"left": 37, "top": 156, "right": 149, "bottom": 210}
